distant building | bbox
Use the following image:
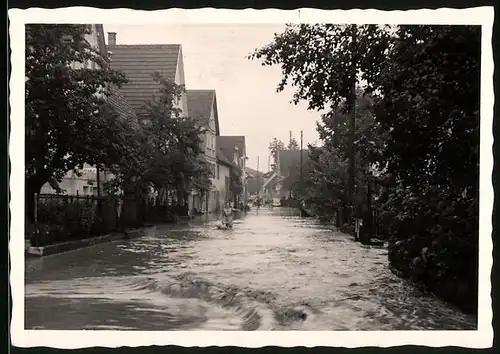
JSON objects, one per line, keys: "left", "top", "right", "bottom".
{"left": 245, "top": 166, "right": 264, "bottom": 196}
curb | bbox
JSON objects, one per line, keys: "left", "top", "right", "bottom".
{"left": 26, "top": 226, "right": 156, "bottom": 258}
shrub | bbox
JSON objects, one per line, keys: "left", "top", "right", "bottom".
{"left": 30, "top": 223, "right": 65, "bottom": 247}
{"left": 32, "top": 195, "right": 121, "bottom": 246}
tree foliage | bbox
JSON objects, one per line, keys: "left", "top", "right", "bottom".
{"left": 109, "top": 72, "right": 213, "bottom": 202}
{"left": 250, "top": 24, "right": 480, "bottom": 313}
{"left": 287, "top": 137, "right": 299, "bottom": 150}
{"left": 229, "top": 170, "right": 243, "bottom": 204}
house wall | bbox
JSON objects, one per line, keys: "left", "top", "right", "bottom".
{"left": 174, "top": 48, "right": 189, "bottom": 116}
{"left": 193, "top": 102, "right": 220, "bottom": 214}
{"left": 70, "top": 24, "right": 100, "bottom": 71}
{"left": 40, "top": 163, "right": 112, "bottom": 196}
{"left": 202, "top": 153, "right": 218, "bottom": 213}
{"left": 205, "top": 104, "right": 217, "bottom": 160}
{"left": 214, "top": 162, "right": 231, "bottom": 209}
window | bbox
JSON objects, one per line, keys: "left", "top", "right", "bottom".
{"left": 217, "top": 164, "right": 220, "bottom": 179}
{"left": 83, "top": 186, "right": 89, "bottom": 195}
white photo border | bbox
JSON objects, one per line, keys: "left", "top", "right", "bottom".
{"left": 8, "top": 6, "right": 494, "bottom": 349}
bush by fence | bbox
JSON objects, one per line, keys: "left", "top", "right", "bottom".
{"left": 28, "top": 193, "right": 192, "bottom": 247}
{"left": 143, "top": 197, "right": 186, "bottom": 223}
{"left": 29, "top": 194, "right": 124, "bottom": 247}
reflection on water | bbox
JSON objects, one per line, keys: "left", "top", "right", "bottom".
{"left": 25, "top": 208, "right": 477, "bottom": 330}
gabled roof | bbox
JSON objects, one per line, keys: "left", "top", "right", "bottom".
{"left": 87, "top": 26, "right": 137, "bottom": 127}
{"left": 107, "top": 84, "right": 138, "bottom": 127}
{"left": 246, "top": 167, "right": 266, "bottom": 194}
{"left": 217, "top": 136, "right": 246, "bottom": 157}
{"left": 107, "top": 44, "right": 181, "bottom": 115}
{"left": 186, "top": 89, "right": 220, "bottom": 135}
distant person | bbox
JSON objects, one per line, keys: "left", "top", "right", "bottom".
{"left": 221, "top": 201, "right": 233, "bottom": 228}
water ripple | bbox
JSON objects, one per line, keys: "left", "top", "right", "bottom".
{"left": 25, "top": 208, "right": 476, "bottom": 330}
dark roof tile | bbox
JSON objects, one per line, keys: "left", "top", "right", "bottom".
{"left": 186, "top": 89, "right": 220, "bottom": 135}
{"left": 216, "top": 148, "right": 233, "bottom": 167}
{"left": 106, "top": 84, "right": 139, "bottom": 127}
{"left": 107, "top": 44, "right": 181, "bottom": 115}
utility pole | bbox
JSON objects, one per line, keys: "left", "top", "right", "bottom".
{"left": 347, "top": 24, "right": 357, "bottom": 225}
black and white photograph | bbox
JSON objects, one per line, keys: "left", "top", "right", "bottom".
{"left": 9, "top": 6, "right": 494, "bottom": 349}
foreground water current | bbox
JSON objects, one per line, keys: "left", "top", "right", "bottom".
{"left": 25, "top": 208, "right": 476, "bottom": 330}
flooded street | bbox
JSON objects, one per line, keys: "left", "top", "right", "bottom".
{"left": 25, "top": 208, "right": 476, "bottom": 331}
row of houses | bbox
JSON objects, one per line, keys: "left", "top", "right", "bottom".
{"left": 41, "top": 24, "right": 249, "bottom": 214}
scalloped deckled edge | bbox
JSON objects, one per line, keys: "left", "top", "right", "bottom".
{"left": 8, "top": 6, "right": 494, "bottom": 349}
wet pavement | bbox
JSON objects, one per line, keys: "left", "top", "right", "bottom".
{"left": 25, "top": 208, "right": 477, "bottom": 330}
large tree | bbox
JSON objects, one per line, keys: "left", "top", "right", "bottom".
{"left": 249, "top": 24, "right": 481, "bottom": 313}
{"left": 137, "top": 72, "right": 212, "bottom": 205}
{"left": 25, "top": 24, "right": 128, "bottom": 220}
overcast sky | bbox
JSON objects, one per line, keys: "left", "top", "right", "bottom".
{"left": 103, "top": 24, "right": 321, "bottom": 172}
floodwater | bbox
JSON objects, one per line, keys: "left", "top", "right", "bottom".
{"left": 25, "top": 208, "right": 477, "bottom": 330}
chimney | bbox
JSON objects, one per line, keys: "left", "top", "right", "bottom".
{"left": 108, "top": 32, "right": 116, "bottom": 46}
